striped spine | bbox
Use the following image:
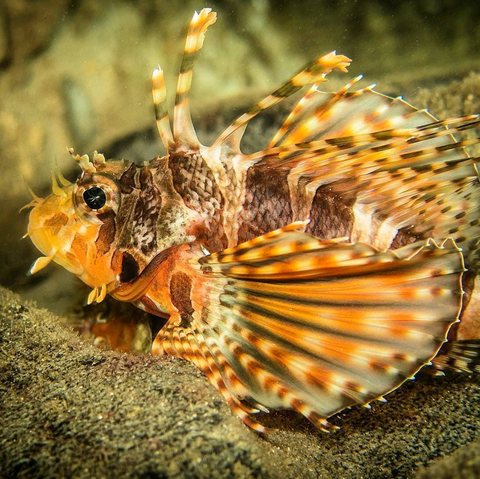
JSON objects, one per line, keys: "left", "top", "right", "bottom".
{"left": 173, "top": 8, "right": 217, "bottom": 147}
{"left": 152, "top": 67, "right": 174, "bottom": 151}
{"left": 213, "top": 51, "right": 352, "bottom": 149}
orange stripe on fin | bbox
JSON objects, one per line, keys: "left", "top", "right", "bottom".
{"left": 154, "top": 228, "right": 464, "bottom": 432}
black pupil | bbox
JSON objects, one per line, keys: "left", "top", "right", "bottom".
{"left": 83, "top": 186, "right": 107, "bottom": 210}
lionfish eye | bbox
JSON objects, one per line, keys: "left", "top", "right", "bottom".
{"left": 83, "top": 186, "right": 107, "bottom": 210}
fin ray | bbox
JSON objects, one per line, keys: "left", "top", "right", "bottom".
{"left": 212, "top": 51, "right": 351, "bottom": 151}
{"left": 173, "top": 8, "right": 217, "bottom": 148}
{"left": 242, "top": 85, "right": 480, "bottom": 268}
{"left": 154, "top": 227, "right": 464, "bottom": 430}
{"left": 152, "top": 67, "right": 175, "bottom": 151}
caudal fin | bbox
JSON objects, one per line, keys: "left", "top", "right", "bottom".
{"left": 433, "top": 339, "right": 480, "bottom": 374}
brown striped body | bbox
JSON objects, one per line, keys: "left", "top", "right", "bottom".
{"left": 161, "top": 141, "right": 429, "bottom": 260}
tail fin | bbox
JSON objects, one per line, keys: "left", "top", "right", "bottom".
{"left": 433, "top": 340, "right": 480, "bottom": 374}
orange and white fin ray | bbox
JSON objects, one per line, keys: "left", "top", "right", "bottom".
{"left": 244, "top": 87, "right": 480, "bottom": 269}
{"left": 268, "top": 81, "right": 325, "bottom": 149}
{"left": 212, "top": 51, "right": 351, "bottom": 151}
{"left": 173, "top": 8, "right": 217, "bottom": 148}
{"left": 164, "top": 227, "right": 465, "bottom": 430}
{"left": 432, "top": 339, "right": 480, "bottom": 374}
{"left": 269, "top": 75, "right": 365, "bottom": 148}
{"left": 152, "top": 67, "right": 174, "bottom": 151}
{"left": 152, "top": 314, "right": 272, "bottom": 433}
{"left": 243, "top": 114, "right": 480, "bottom": 164}
{"left": 269, "top": 86, "right": 443, "bottom": 148}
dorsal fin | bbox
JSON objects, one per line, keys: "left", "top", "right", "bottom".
{"left": 152, "top": 66, "right": 174, "bottom": 152}
{"left": 173, "top": 8, "right": 217, "bottom": 149}
{"left": 211, "top": 51, "right": 352, "bottom": 153}
{"left": 239, "top": 83, "right": 480, "bottom": 269}
{"left": 268, "top": 75, "right": 364, "bottom": 148}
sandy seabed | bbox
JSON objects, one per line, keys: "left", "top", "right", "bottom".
{"left": 1, "top": 286, "right": 480, "bottom": 479}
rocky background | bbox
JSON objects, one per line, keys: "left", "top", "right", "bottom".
{"left": 1, "top": 0, "right": 480, "bottom": 478}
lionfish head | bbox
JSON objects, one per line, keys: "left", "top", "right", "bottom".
{"left": 25, "top": 150, "right": 135, "bottom": 291}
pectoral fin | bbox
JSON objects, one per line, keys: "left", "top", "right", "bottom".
{"left": 152, "top": 225, "right": 464, "bottom": 432}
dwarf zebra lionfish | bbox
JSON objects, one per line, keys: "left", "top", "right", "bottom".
{"left": 25, "top": 9, "right": 480, "bottom": 433}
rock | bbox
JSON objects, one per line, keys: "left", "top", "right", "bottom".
{"left": 0, "top": 287, "right": 284, "bottom": 478}
{"left": 415, "top": 440, "right": 480, "bottom": 479}
{"left": 1, "top": 286, "right": 480, "bottom": 478}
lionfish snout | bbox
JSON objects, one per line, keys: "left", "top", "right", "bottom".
{"left": 26, "top": 176, "right": 81, "bottom": 276}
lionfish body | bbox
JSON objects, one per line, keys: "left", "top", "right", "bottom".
{"left": 26, "top": 9, "right": 480, "bottom": 433}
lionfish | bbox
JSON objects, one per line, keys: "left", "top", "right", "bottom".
{"left": 25, "top": 9, "right": 480, "bottom": 433}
